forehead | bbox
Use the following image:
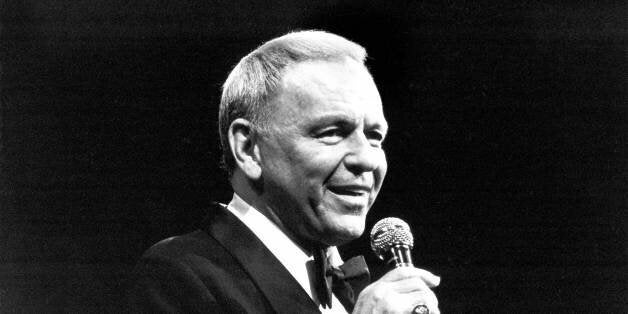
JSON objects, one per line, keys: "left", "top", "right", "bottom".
{"left": 282, "top": 59, "right": 379, "bottom": 100}
{"left": 269, "top": 59, "right": 385, "bottom": 127}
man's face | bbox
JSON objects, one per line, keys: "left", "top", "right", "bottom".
{"left": 256, "top": 59, "right": 388, "bottom": 246}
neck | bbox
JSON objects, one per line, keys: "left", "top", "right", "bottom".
{"left": 231, "top": 171, "right": 324, "bottom": 254}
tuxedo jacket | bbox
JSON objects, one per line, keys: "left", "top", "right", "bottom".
{"left": 127, "top": 203, "right": 364, "bottom": 313}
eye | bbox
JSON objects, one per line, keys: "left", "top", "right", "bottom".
{"left": 315, "top": 127, "right": 347, "bottom": 144}
{"left": 366, "top": 130, "right": 385, "bottom": 146}
{"left": 319, "top": 128, "right": 343, "bottom": 138}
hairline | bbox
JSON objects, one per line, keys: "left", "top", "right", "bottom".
{"left": 218, "top": 31, "right": 368, "bottom": 176}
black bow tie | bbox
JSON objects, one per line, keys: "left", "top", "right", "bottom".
{"left": 313, "top": 249, "right": 371, "bottom": 311}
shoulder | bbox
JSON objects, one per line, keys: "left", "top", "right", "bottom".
{"left": 128, "top": 228, "right": 274, "bottom": 313}
{"left": 141, "top": 230, "right": 219, "bottom": 262}
{"left": 133, "top": 230, "right": 227, "bottom": 285}
{"left": 127, "top": 230, "right": 232, "bottom": 312}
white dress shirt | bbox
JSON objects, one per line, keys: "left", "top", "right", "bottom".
{"left": 226, "top": 193, "right": 348, "bottom": 314}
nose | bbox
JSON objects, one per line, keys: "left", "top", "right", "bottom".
{"left": 343, "top": 133, "right": 384, "bottom": 174}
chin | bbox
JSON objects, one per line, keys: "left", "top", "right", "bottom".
{"left": 320, "top": 216, "right": 366, "bottom": 246}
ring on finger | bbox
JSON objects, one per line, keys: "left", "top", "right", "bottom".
{"left": 412, "top": 304, "right": 429, "bottom": 314}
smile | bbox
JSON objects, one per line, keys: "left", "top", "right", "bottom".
{"left": 327, "top": 185, "right": 371, "bottom": 197}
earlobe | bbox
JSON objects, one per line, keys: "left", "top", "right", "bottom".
{"left": 228, "top": 118, "right": 262, "bottom": 180}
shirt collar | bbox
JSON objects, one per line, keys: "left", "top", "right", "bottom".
{"left": 225, "top": 193, "right": 347, "bottom": 313}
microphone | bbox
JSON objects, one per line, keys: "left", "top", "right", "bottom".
{"left": 369, "top": 217, "right": 414, "bottom": 267}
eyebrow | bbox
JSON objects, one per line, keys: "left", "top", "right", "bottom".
{"left": 307, "top": 112, "right": 388, "bottom": 134}
{"left": 308, "top": 113, "right": 356, "bottom": 126}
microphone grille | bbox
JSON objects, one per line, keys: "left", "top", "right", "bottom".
{"left": 369, "top": 217, "right": 414, "bottom": 259}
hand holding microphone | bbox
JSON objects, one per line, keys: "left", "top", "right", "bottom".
{"left": 352, "top": 218, "right": 440, "bottom": 314}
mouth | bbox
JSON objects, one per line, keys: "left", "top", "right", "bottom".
{"left": 327, "top": 185, "right": 371, "bottom": 198}
{"left": 325, "top": 184, "right": 373, "bottom": 215}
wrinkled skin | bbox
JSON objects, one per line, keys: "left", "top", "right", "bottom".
{"left": 256, "top": 59, "right": 388, "bottom": 247}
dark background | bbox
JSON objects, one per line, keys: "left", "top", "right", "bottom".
{"left": 2, "top": 0, "right": 626, "bottom": 312}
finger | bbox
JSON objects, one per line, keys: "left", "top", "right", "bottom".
{"left": 406, "top": 290, "right": 439, "bottom": 314}
{"left": 415, "top": 268, "right": 441, "bottom": 288}
{"left": 369, "top": 290, "right": 438, "bottom": 314}
{"left": 353, "top": 280, "right": 440, "bottom": 314}
{"left": 387, "top": 277, "right": 430, "bottom": 293}
{"left": 412, "top": 303, "right": 441, "bottom": 314}
{"left": 405, "top": 289, "right": 439, "bottom": 307}
{"left": 380, "top": 267, "right": 441, "bottom": 288}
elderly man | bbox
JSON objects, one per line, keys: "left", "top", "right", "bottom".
{"left": 128, "top": 30, "right": 440, "bottom": 313}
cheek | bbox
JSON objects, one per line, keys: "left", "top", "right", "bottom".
{"left": 374, "top": 150, "right": 388, "bottom": 186}
{"left": 281, "top": 155, "right": 334, "bottom": 201}
{"left": 298, "top": 149, "right": 344, "bottom": 178}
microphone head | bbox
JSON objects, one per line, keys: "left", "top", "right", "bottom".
{"left": 369, "top": 217, "right": 414, "bottom": 260}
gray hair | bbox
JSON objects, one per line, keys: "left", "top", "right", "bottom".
{"left": 218, "top": 30, "right": 368, "bottom": 175}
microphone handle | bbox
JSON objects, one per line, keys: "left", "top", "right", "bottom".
{"left": 385, "top": 244, "right": 413, "bottom": 268}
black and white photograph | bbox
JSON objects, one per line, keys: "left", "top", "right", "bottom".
{"left": 1, "top": 1, "right": 626, "bottom": 312}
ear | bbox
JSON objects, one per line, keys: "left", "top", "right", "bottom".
{"left": 228, "top": 118, "right": 262, "bottom": 180}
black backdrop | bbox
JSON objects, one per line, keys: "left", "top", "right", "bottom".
{"left": 2, "top": 1, "right": 626, "bottom": 312}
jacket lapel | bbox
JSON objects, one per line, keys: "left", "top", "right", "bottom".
{"left": 201, "top": 204, "right": 320, "bottom": 314}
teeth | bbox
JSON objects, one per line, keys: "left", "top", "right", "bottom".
{"left": 330, "top": 188, "right": 364, "bottom": 196}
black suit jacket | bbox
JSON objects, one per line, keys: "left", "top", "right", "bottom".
{"left": 128, "top": 204, "right": 358, "bottom": 313}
